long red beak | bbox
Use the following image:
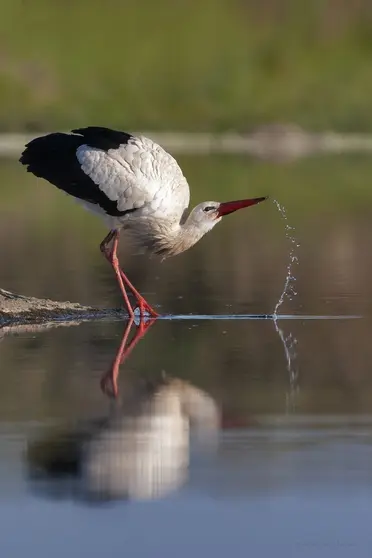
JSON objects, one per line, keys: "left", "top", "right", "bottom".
{"left": 217, "top": 196, "right": 268, "bottom": 217}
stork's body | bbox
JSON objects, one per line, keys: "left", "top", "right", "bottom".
{"left": 20, "top": 127, "right": 266, "bottom": 317}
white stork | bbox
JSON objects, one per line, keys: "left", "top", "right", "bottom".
{"left": 20, "top": 127, "right": 267, "bottom": 318}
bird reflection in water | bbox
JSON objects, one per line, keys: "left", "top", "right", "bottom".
{"left": 100, "top": 315, "right": 157, "bottom": 398}
{"left": 26, "top": 319, "right": 220, "bottom": 503}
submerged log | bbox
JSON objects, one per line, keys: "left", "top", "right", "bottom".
{"left": 0, "top": 288, "right": 124, "bottom": 326}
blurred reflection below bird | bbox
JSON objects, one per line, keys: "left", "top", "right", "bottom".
{"left": 26, "top": 375, "right": 220, "bottom": 502}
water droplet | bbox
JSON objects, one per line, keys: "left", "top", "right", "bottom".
{"left": 272, "top": 198, "right": 299, "bottom": 316}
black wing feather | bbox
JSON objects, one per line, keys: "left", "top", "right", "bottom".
{"left": 71, "top": 126, "right": 133, "bottom": 151}
{"left": 19, "top": 129, "right": 135, "bottom": 217}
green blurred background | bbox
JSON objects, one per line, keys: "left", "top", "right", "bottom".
{"left": 1, "top": 0, "right": 372, "bottom": 133}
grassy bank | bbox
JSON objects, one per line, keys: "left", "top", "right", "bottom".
{"left": 1, "top": 0, "right": 372, "bottom": 132}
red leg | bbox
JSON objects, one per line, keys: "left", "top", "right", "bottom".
{"left": 100, "top": 316, "right": 156, "bottom": 397}
{"left": 100, "top": 230, "right": 159, "bottom": 319}
{"left": 119, "top": 271, "right": 159, "bottom": 319}
{"left": 100, "top": 230, "right": 135, "bottom": 319}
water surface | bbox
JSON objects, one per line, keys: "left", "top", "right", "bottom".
{"left": 1, "top": 155, "right": 372, "bottom": 556}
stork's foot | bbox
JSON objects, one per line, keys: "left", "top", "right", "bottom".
{"left": 138, "top": 298, "right": 159, "bottom": 318}
{"left": 136, "top": 297, "right": 159, "bottom": 320}
{"left": 116, "top": 268, "right": 159, "bottom": 319}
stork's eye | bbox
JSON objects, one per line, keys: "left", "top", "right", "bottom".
{"left": 203, "top": 206, "right": 215, "bottom": 213}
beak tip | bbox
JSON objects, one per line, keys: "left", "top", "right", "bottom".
{"left": 217, "top": 195, "right": 268, "bottom": 217}
{"left": 256, "top": 196, "right": 269, "bottom": 205}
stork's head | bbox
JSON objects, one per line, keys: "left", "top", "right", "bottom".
{"left": 189, "top": 196, "right": 268, "bottom": 234}
{"left": 162, "top": 196, "right": 268, "bottom": 258}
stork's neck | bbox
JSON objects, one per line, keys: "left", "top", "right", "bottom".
{"left": 130, "top": 207, "right": 215, "bottom": 257}
{"left": 155, "top": 213, "right": 210, "bottom": 257}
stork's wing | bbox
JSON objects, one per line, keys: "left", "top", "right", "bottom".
{"left": 74, "top": 128, "right": 190, "bottom": 221}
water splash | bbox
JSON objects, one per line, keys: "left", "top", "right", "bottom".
{"left": 273, "top": 199, "right": 300, "bottom": 317}
{"left": 133, "top": 307, "right": 153, "bottom": 326}
{"left": 272, "top": 199, "right": 300, "bottom": 412}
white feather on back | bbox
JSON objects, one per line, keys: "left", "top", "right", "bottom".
{"left": 76, "top": 136, "right": 190, "bottom": 223}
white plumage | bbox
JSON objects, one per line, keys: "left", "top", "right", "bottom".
{"left": 76, "top": 136, "right": 190, "bottom": 225}
{"left": 20, "top": 126, "right": 267, "bottom": 318}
